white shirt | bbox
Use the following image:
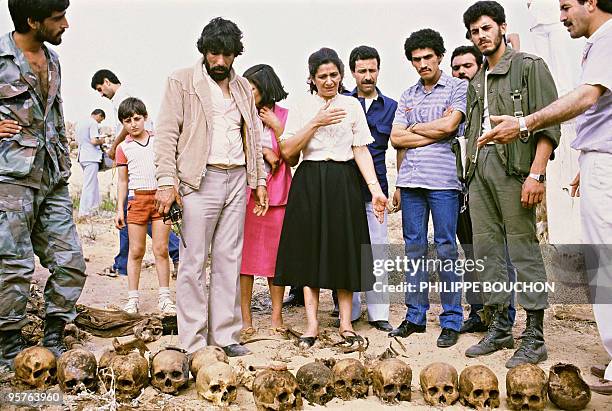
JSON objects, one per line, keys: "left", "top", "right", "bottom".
{"left": 204, "top": 71, "right": 246, "bottom": 167}
{"left": 281, "top": 93, "right": 373, "bottom": 161}
{"left": 482, "top": 69, "right": 494, "bottom": 143}
{"left": 76, "top": 117, "right": 102, "bottom": 163}
{"left": 527, "top": 0, "right": 560, "bottom": 29}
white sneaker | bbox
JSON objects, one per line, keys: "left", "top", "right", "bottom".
{"left": 159, "top": 298, "right": 176, "bottom": 314}
{"left": 123, "top": 298, "right": 139, "bottom": 314}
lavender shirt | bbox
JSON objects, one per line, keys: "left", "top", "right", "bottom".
{"left": 394, "top": 71, "right": 467, "bottom": 190}
{"left": 571, "top": 19, "right": 612, "bottom": 154}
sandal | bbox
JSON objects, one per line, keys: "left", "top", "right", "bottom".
{"left": 98, "top": 266, "right": 118, "bottom": 278}
{"left": 297, "top": 336, "right": 318, "bottom": 349}
{"left": 339, "top": 330, "right": 364, "bottom": 345}
{"left": 268, "top": 326, "right": 288, "bottom": 336}
{"left": 240, "top": 327, "right": 257, "bottom": 339}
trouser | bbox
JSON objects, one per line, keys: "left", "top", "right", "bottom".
{"left": 0, "top": 170, "right": 87, "bottom": 331}
{"left": 580, "top": 151, "right": 612, "bottom": 381}
{"left": 469, "top": 145, "right": 548, "bottom": 310}
{"left": 113, "top": 195, "right": 180, "bottom": 274}
{"left": 401, "top": 187, "right": 463, "bottom": 331}
{"left": 78, "top": 161, "right": 100, "bottom": 217}
{"left": 351, "top": 202, "right": 390, "bottom": 321}
{"left": 177, "top": 166, "right": 247, "bottom": 353}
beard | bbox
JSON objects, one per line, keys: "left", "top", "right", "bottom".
{"left": 35, "top": 25, "right": 63, "bottom": 45}
{"left": 481, "top": 31, "right": 504, "bottom": 56}
{"left": 204, "top": 59, "right": 231, "bottom": 81}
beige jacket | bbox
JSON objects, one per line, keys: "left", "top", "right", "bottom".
{"left": 154, "top": 57, "right": 266, "bottom": 194}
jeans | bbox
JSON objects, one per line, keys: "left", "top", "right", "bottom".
{"left": 401, "top": 188, "right": 463, "bottom": 331}
{"left": 113, "top": 196, "right": 180, "bottom": 275}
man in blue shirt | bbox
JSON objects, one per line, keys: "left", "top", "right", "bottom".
{"left": 389, "top": 29, "right": 467, "bottom": 348}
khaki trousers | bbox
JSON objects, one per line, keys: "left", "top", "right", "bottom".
{"left": 177, "top": 166, "right": 247, "bottom": 353}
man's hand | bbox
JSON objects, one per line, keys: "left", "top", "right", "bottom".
{"left": 0, "top": 119, "right": 21, "bottom": 138}
{"left": 388, "top": 188, "right": 401, "bottom": 213}
{"left": 570, "top": 172, "right": 580, "bottom": 197}
{"left": 114, "top": 210, "right": 125, "bottom": 229}
{"left": 312, "top": 99, "right": 347, "bottom": 127}
{"left": 442, "top": 107, "right": 455, "bottom": 117}
{"left": 478, "top": 115, "right": 520, "bottom": 146}
{"left": 521, "top": 177, "right": 545, "bottom": 208}
{"left": 263, "top": 148, "right": 280, "bottom": 174}
{"left": 107, "top": 145, "right": 117, "bottom": 160}
{"left": 155, "top": 186, "right": 181, "bottom": 216}
{"left": 372, "top": 192, "right": 388, "bottom": 224}
{"left": 253, "top": 185, "right": 269, "bottom": 216}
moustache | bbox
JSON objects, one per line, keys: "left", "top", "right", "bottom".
{"left": 361, "top": 80, "right": 375, "bottom": 85}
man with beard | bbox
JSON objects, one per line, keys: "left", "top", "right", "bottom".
{"left": 482, "top": 0, "right": 612, "bottom": 392}
{"left": 154, "top": 17, "right": 268, "bottom": 357}
{"left": 461, "top": 1, "right": 560, "bottom": 368}
{"left": 0, "top": 0, "right": 86, "bottom": 370}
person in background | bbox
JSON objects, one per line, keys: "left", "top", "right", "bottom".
{"left": 76, "top": 109, "right": 106, "bottom": 218}
{"left": 240, "top": 64, "right": 291, "bottom": 337}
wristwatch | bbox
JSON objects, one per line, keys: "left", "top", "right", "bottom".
{"left": 528, "top": 173, "right": 545, "bottom": 183}
{"left": 518, "top": 116, "right": 530, "bottom": 140}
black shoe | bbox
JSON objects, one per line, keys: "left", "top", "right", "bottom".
{"left": 42, "top": 317, "right": 67, "bottom": 358}
{"left": 223, "top": 344, "right": 251, "bottom": 357}
{"left": 0, "top": 330, "right": 26, "bottom": 372}
{"left": 465, "top": 306, "right": 514, "bottom": 358}
{"left": 388, "top": 320, "right": 426, "bottom": 338}
{"left": 283, "top": 293, "right": 304, "bottom": 307}
{"left": 437, "top": 328, "right": 459, "bottom": 348}
{"left": 505, "top": 309, "right": 547, "bottom": 368}
{"left": 460, "top": 316, "right": 488, "bottom": 334}
{"left": 368, "top": 320, "right": 393, "bottom": 332}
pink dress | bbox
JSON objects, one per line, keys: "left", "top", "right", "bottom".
{"left": 240, "top": 105, "right": 291, "bottom": 277}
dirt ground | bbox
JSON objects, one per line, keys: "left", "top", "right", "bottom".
{"left": 3, "top": 160, "right": 612, "bottom": 411}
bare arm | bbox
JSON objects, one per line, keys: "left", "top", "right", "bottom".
{"left": 114, "top": 166, "right": 128, "bottom": 229}
{"left": 411, "top": 110, "right": 464, "bottom": 140}
{"left": 390, "top": 124, "right": 437, "bottom": 149}
{"left": 353, "top": 145, "right": 387, "bottom": 222}
{"left": 108, "top": 127, "right": 128, "bottom": 159}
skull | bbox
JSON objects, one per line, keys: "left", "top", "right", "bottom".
{"left": 196, "top": 361, "right": 238, "bottom": 406}
{"left": 419, "top": 362, "right": 460, "bottom": 406}
{"left": 100, "top": 352, "right": 149, "bottom": 399}
{"left": 150, "top": 347, "right": 189, "bottom": 395}
{"left": 547, "top": 363, "right": 591, "bottom": 411}
{"left": 190, "top": 345, "right": 229, "bottom": 378}
{"left": 332, "top": 358, "right": 369, "bottom": 400}
{"left": 459, "top": 365, "right": 500, "bottom": 409}
{"left": 14, "top": 346, "right": 57, "bottom": 389}
{"left": 506, "top": 363, "right": 548, "bottom": 411}
{"left": 134, "top": 317, "right": 163, "bottom": 343}
{"left": 57, "top": 348, "right": 98, "bottom": 394}
{"left": 252, "top": 368, "right": 303, "bottom": 410}
{"left": 371, "top": 358, "right": 412, "bottom": 403}
{"left": 296, "top": 361, "right": 334, "bottom": 405}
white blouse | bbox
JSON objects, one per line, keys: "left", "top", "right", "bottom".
{"left": 280, "top": 93, "right": 373, "bottom": 161}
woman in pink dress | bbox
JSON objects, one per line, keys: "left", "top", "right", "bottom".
{"left": 240, "top": 64, "right": 291, "bottom": 335}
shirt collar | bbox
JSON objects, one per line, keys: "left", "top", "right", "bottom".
{"left": 349, "top": 86, "right": 387, "bottom": 106}
{"left": 587, "top": 17, "right": 612, "bottom": 44}
{"left": 417, "top": 70, "right": 451, "bottom": 91}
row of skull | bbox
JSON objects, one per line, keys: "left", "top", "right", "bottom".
{"left": 12, "top": 345, "right": 590, "bottom": 410}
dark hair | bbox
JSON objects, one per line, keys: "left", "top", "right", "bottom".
{"left": 349, "top": 45, "right": 380, "bottom": 72}
{"left": 8, "top": 0, "right": 69, "bottom": 34}
{"left": 243, "top": 64, "right": 288, "bottom": 108}
{"left": 579, "top": 0, "right": 612, "bottom": 13}
{"left": 404, "top": 28, "right": 446, "bottom": 60}
{"left": 196, "top": 17, "right": 244, "bottom": 56}
{"left": 451, "top": 45, "right": 483, "bottom": 67}
{"left": 307, "top": 48, "right": 345, "bottom": 94}
{"left": 118, "top": 98, "right": 147, "bottom": 123}
{"left": 90, "top": 69, "right": 120, "bottom": 90}
{"left": 91, "top": 109, "right": 106, "bottom": 118}
{"left": 463, "top": 1, "right": 506, "bottom": 31}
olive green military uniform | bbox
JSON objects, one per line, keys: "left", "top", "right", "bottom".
{"left": 0, "top": 32, "right": 86, "bottom": 331}
{"left": 463, "top": 48, "right": 560, "bottom": 310}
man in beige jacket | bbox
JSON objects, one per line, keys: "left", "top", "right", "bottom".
{"left": 154, "top": 17, "right": 268, "bottom": 357}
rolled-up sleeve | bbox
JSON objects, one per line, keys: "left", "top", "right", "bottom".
{"left": 582, "top": 41, "right": 611, "bottom": 91}
{"left": 527, "top": 57, "right": 561, "bottom": 149}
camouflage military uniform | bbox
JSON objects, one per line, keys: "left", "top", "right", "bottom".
{"left": 0, "top": 32, "right": 86, "bottom": 331}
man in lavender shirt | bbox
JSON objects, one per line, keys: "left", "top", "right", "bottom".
{"left": 388, "top": 29, "right": 467, "bottom": 348}
{"left": 483, "top": 0, "right": 611, "bottom": 393}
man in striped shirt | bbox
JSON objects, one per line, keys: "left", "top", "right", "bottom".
{"left": 389, "top": 29, "right": 468, "bottom": 348}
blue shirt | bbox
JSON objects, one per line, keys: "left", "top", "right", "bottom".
{"left": 393, "top": 71, "right": 466, "bottom": 191}
{"left": 345, "top": 87, "right": 397, "bottom": 201}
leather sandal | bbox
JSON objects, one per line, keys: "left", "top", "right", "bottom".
{"left": 297, "top": 336, "right": 317, "bottom": 349}
{"left": 339, "top": 330, "right": 364, "bottom": 345}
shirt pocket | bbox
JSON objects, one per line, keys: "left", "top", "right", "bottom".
{"left": 0, "top": 134, "right": 38, "bottom": 178}
{"left": 0, "top": 81, "right": 34, "bottom": 126}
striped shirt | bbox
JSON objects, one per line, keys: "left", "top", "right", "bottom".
{"left": 116, "top": 134, "right": 158, "bottom": 195}
{"left": 394, "top": 71, "right": 466, "bottom": 190}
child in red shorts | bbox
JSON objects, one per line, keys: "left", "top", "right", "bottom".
{"left": 114, "top": 97, "right": 175, "bottom": 315}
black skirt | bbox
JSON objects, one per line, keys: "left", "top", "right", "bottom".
{"left": 273, "top": 160, "right": 374, "bottom": 291}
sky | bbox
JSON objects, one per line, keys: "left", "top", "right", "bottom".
{"left": 0, "top": 0, "right": 581, "bottom": 127}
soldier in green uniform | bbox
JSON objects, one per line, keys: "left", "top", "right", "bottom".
{"left": 460, "top": 1, "right": 560, "bottom": 368}
{"left": 0, "top": 0, "right": 86, "bottom": 371}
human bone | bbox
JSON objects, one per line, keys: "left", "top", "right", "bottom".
{"left": 190, "top": 345, "right": 229, "bottom": 378}
{"left": 196, "top": 361, "right": 238, "bottom": 406}
{"left": 548, "top": 363, "right": 591, "bottom": 410}
{"left": 133, "top": 317, "right": 163, "bottom": 343}
{"left": 150, "top": 347, "right": 189, "bottom": 395}
{"left": 14, "top": 346, "right": 57, "bottom": 389}
{"left": 506, "top": 363, "right": 548, "bottom": 411}
{"left": 419, "top": 362, "right": 460, "bottom": 406}
{"left": 459, "top": 365, "right": 500, "bottom": 409}
{"left": 57, "top": 348, "right": 98, "bottom": 394}
{"left": 99, "top": 351, "right": 149, "bottom": 399}
{"left": 252, "top": 368, "right": 303, "bottom": 410}
{"left": 331, "top": 358, "right": 369, "bottom": 400}
{"left": 296, "top": 361, "right": 334, "bottom": 405}
{"left": 371, "top": 358, "right": 412, "bottom": 403}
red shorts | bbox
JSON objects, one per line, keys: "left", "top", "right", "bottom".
{"left": 127, "top": 190, "right": 164, "bottom": 225}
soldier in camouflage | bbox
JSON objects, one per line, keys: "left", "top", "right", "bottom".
{"left": 0, "top": 0, "right": 86, "bottom": 371}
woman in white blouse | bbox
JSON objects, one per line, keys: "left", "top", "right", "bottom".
{"left": 273, "top": 48, "right": 387, "bottom": 348}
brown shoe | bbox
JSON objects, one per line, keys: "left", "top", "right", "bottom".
{"left": 591, "top": 364, "right": 608, "bottom": 379}
{"left": 589, "top": 379, "right": 612, "bottom": 395}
